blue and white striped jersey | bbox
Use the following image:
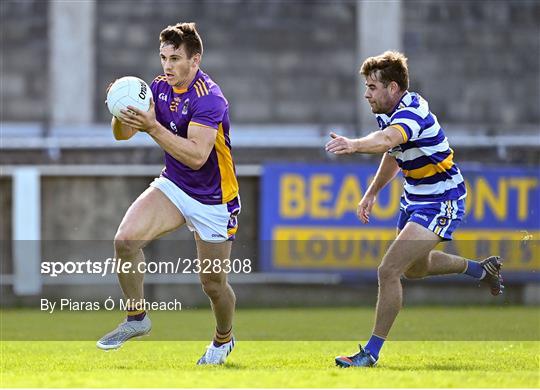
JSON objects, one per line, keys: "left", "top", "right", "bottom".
{"left": 375, "top": 91, "right": 467, "bottom": 204}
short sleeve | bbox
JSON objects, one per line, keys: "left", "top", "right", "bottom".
{"left": 390, "top": 109, "right": 423, "bottom": 141}
{"left": 190, "top": 94, "right": 227, "bottom": 130}
{"left": 150, "top": 75, "right": 165, "bottom": 103}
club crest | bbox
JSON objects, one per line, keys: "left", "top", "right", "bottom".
{"left": 437, "top": 217, "right": 448, "bottom": 226}
{"left": 182, "top": 98, "right": 190, "bottom": 115}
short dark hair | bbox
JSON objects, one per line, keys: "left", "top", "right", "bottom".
{"left": 360, "top": 51, "right": 409, "bottom": 91}
{"left": 159, "top": 22, "right": 203, "bottom": 58}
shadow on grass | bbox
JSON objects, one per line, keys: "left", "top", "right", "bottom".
{"left": 380, "top": 363, "right": 472, "bottom": 371}
{"left": 189, "top": 362, "right": 249, "bottom": 370}
{"left": 221, "top": 362, "right": 249, "bottom": 370}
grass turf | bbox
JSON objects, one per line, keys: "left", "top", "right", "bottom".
{"left": 2, "top": 306, "right": 538, "bottom": 341}
{"left": 1, "top": 341, "right": 538, "bottom": 387}
{"left": 1, "top": 307, "right": 539, "bottom": 387}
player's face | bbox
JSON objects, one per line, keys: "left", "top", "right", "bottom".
{"left": 159, "top": 44, "right": 200, "bottom": 88}
{"left": 363, "top": 73, "right": 396, "bottom": 114}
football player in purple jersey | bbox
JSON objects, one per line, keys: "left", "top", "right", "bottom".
{"left": 97, "top": 23, "right": 239, "bottom": 365}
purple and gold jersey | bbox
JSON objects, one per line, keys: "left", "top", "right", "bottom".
{"left": 150, "top": 70, "right": 239, "bottom": 206}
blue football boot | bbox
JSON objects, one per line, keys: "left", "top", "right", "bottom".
{"left": 335, "top": 345, "right": 377, "bottom": 368}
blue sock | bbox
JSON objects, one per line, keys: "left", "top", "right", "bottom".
{"left": 364, "top": 334, "right": 385, "bottom": 360}
{"left": 463, "top": 260, "right": 486, "bottom": 279}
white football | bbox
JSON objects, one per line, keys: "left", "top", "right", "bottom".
{"left": 106, "top": 76, "right": 151, "bottom": 118}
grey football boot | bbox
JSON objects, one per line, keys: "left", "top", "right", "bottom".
{"left": 96, "top": 315, "right": 151, "bottom": 350}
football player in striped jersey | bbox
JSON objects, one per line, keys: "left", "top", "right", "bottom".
{"left": 326, "top": 51, "right": 503, "bottom": 368}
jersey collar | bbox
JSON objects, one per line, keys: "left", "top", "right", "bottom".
{"left": 172, "top": 69, "right": 202, "bottom": 94}
{"left": 375, "top": 91, "right": 412, "bottom": 128}
{"left": 387, "top": 91, "right": 411, "bottom": 117}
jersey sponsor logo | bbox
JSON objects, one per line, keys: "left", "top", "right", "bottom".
{"left": 159, "top": 92, "right": 168, "bottom": 102}
{"left": 182, "top": 98, "right": 189, "bottom": 115}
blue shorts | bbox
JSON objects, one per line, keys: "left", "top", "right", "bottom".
{"left": 397, "top": 198, "right": 465, "bottom": 241}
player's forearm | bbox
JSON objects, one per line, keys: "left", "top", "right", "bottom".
{"left": 352, "top": 131, "right": 395, "bottom": 154}
{"left": 147, "top": 123, "right": 208, "bottom": 170}
{"left": 111, "top": 116, "right": 137, "bottom": 140}
{"left": 366, "top": 153, "right": 400, "bottom": 197}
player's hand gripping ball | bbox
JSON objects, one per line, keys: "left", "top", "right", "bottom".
{"left": 106, "top": 76, "right": 151, "bottom": 118}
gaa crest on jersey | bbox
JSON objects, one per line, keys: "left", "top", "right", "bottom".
{"left": 181, "top": 98, "right": 190, "bottom": 115}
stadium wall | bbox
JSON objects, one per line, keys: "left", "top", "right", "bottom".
{"left": 1, "top": 0, "right": 539, "bottom": 132}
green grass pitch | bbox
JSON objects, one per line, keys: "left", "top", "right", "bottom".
{"left": 1, "top": 307, "right": 539, "bottom": 388}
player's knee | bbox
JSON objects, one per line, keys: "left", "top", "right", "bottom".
{"left": 200, "top": 278, "right": 225, "bottom": 300}
{"left": 114, "top": 230, "right": 141, "bottom": 256}
{"left": 377, "top": 262, "right": 401, "bottom": 282}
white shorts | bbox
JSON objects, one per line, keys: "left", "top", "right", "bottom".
{"left": 150, "top": 176, "right": 240, "bottom": 243}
